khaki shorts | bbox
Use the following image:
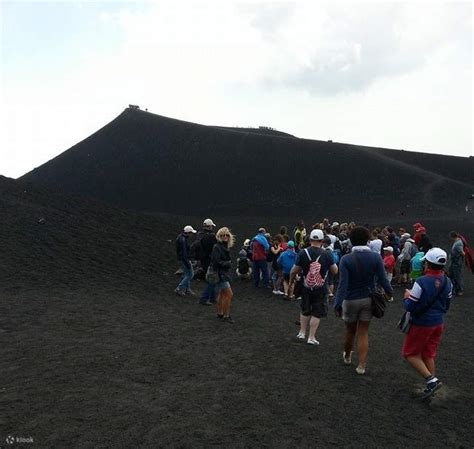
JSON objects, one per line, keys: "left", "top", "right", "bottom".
{"left": 342, "top": 297, "right": 372, "bottom": 323}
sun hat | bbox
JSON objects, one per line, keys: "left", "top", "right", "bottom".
{"left": 288, "top": 240, "right": 295, "bottom": 247}
{"left": 203, "top": 218, "right": 216, "bottom": 227}
{"left": 421, "top": 248, "right": 447, "bottom": 266}
{"left": 383, "top": 246, "right": 394, "bottom": 252}
{"left": 183, "top": 225, "right": 197, "bottom": 233}
{"left": 310, "top": 229, "right": 324, "bottom": 241}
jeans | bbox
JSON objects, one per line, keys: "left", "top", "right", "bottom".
{"left": 200, "top": 282, "right": 216, "bottom": 302}
{"left": 177, "top": 262, "right": 193, "bottom": 292}
{"left": 253, "top": 260, "right": 269, "bottom": 287}
{"left": 449, "top": 259, "right": 464, "bottom": 293}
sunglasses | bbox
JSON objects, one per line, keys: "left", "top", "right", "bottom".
{"left": 223, "top": 234, "right": 230, "bottom": 237}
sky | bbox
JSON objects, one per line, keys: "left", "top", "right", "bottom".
{"left": 0, "top": 0, "right": 472, "bottom": 179}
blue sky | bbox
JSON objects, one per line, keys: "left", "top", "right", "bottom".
{"left": 0, "top": 1, "right": 472, "bottom": 178}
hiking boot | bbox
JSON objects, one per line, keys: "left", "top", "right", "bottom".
{"left": 296, "top": 331, "right": 306, "bottom": 340}
{"left": 174, "top": 288, "right": 186, "bottom": 297}
{"left": 421, "top": 380, "right": 443, "bottom": 399}
{"left": 343, "top": 351, "right": 353, "bottom": 365}
{"left": 307, "top": 337, "right": 320, "bottom": 346}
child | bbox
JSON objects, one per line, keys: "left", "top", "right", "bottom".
{"left": 402, "top": 248, "right": 453, "bottom": 399}
{"left": 236, "top": 249, "right": 252, "bottom": 279}
{"left": 277, "top": 240, "right": 297, "bottom": 299}
{"left": 383, "top": 246, "right": 396, "bottom": 283}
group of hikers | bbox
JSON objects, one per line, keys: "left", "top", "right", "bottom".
{"left": 175, "top": 218, "right": 472, "bottom": 399}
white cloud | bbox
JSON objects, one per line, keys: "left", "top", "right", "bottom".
{"left": 0, "top": 0, "right": 472, "bottom": 178}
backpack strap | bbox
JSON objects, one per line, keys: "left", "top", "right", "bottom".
{"left": 412, "top": 276, "right": 448, "bottom": 318}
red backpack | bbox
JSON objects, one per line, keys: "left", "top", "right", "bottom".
{"left": 303, "top": 248, "right": 327, "bottom": 289}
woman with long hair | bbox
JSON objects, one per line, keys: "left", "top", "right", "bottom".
{"left": 211, "top": 227, "right": 236, "bottom": 323}
{"left": 334, "top": 226, "right": 393, "bottom": 374}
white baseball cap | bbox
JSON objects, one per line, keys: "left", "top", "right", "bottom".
{"left": 203, "top": 218, "right": 216, "bottom": 227}
{"left": 383, "top": 246, "right": 394, "bottom": 252}
{"left": 183, "top": 225, "right": 197, "bottom": 233}
{"left": 310, "top": 229, "right": 324, "bottom": 241}
{"left": 421, "top": 248, "right": 447, "bottom": 266}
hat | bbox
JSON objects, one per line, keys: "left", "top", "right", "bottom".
{"left": 401, "top": 233, "right": 411, "bottom": 239}
{"left": 258, "top": 227, "right": 266, "bottom": 233}
{"left": 310, "top": 229, "right": 324, "bottom": 241}
{"left": 332, "top": 222, "right": 339, "bottom": 227}
{"left": 383, "top": 246, "right": 393, "bottom": 252}
{"left": 406, "top": 238, "right": 415, "bottom": 243}
{"left": 243, "top": 238, "right": 250, "bottom": 247}
{"left": 287, "top": 240, "right": 295, "bottom": 247}
{"left": 183, "top": 225, "right": 197, "bottom": 233}
{"left": 421, "top": 248, "right": 447, "bottom": 266}
{"left": 413, "top": 222, "right": 422, "bottom": 229}
{"left": 203, "top": 218, "right": 216, "bottom": 227}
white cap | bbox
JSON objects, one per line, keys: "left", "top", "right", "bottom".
{"left": 406, "top": 238, "right": 415, "bottom": 243}
{"left": 203, "top": 218, "right": 216, "bottom": 227}
{"left": 421, "top": 248, "right": 447, "bottom": 266}
{"left": 243, "top": 239, "right": 250, "bottom": 247}
{"left": 310, "top": 229, "right": 324, "bottom": 241}
{"left": 401, "top": 233, "right": 411, "bottom": 239}
{"left": 383, "top": 246, "right": 394, "bottom": 252}
{"left": 332, "top": 222, "right": 339, "bottom": 227}
{"left": 183, "top": 225, "right": 197, "bottom": 233}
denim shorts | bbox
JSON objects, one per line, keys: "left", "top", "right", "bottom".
{"left": 342, "top": 297, "right": 372, "bottom": 322}
{"left": 216, "top": 281, "right": 231, "bottom": 290}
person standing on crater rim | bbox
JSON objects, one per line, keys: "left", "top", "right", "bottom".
{"left": 175, "top": 225, "right": 197, "bottom": 296}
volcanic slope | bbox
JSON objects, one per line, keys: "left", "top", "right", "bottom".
{"left": 0, "top": 176, "right": 175, "bottom": 292}
{"left": 21, "top": 108, "right": 474, "bottom": 219}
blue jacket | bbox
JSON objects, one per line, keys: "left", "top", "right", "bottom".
{"left": 334, "top": 248, "right": 393, "bottom": 308}
{"left": 277, "top": 249, "right": 297, "bottom": 274}
{"left": 404, "top": 272, "right": 452, "bottom": 326}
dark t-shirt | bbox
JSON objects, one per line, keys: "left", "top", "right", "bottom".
{"left": 295, "top": 246, "right": 333, "bottom": 278}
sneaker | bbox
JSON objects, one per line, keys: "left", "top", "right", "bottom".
{"left": 388, "top": 297, "right": 394, "bottom": 303}
{"left": 296, "top": 331, "right": 306, "bottom": 340}
{"left": 307, "top": 337, "right": 320, "bottom": 345}
{"left": 355, "top": 366, "right": 366, "bottom": 375}
{"left": 223, "top": 316, "right": 234, "bottom": 324}
{"left": 272, "top": 290, "right": 279, "bottom": 295}
{"left": 296, "top": 296, "right": 302, "bottom": 300}
{"left": 343, "top": 351, "right": 353, "bottom": 365}
{"left": 421, "top": 380, "right": 443, "bottom": 399}
{"left": 199, "top": 300, "right": 212, "bottom": 306}
{"left": 174, "top": 288, "right": 186, "bottom": 297}
{"left": 186, "top": 289, "right": 196, "bottom": 296}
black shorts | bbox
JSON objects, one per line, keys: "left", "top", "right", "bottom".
{"left": 300, "top": 287, "right": 328, "bottom": 318}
